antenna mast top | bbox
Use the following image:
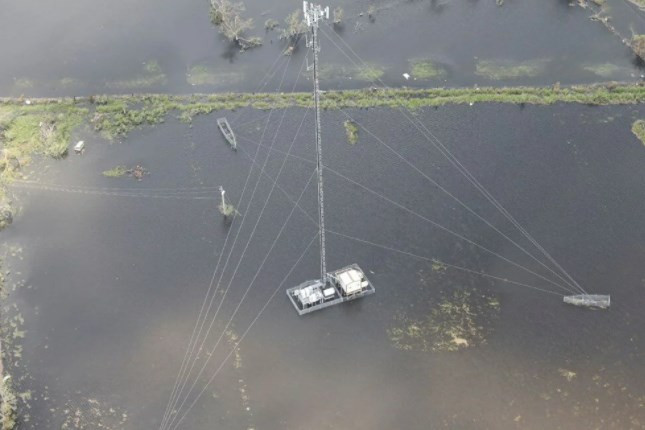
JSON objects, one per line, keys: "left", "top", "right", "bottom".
{"left": 304, "top": 1, "right": 329, "bottom": 284}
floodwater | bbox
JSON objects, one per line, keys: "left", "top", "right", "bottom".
{"left": 1, "top": 0, "right": 644, "bottom": 97}
{"left": 2, "top": 0, "right": 645, "bottom": 429}
{"left": 3, "top": 100, "right": 645, "bottom": 428}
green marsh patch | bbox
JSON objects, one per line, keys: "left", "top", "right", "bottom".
{"left": 0, "top": 103, "right": 87, "bottom": 163}
{"left": 102, "top": 165, "right": 148, "bottom": 180}
{"left": 187, "top": 64, "right": 244, "bottom": 87}
{"left": 631, "top": 119, "right": 645, "bottom": 146}
{"left": 475, "top": 59, "right": 549, "bottom": 80}
{"left": 12, "top": 79, "right": 34, "bottom": 91}
{"left": 102, "top": 165, "right": 128, "bottom": 177}
{"left": 319, "top": 63, "right": 385, "bottom": 82}
{"left": 409, "top": 58, "right": 446, "bottom": 79}
{"left": 343, "top": 120, "right": 359, "bottom": 145}
{"left": 583, "top": 63, "right": 623, "bottom": 78}
{"left": 0, "top": 375, "right": 17, "bottom": 430}
{"left": 105, "top": 60, "right": 167, "bottom": 90}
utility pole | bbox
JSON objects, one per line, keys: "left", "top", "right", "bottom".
{"left": 219, "top": 186, "right": 226, "bottom": 211}
{"left": 304, "top": 1, "right": 330, "bottom": 284}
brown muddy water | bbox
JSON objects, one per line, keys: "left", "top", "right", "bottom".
{"left": 1, "top": 0, "right": 645, "bottom": 97}
{"left": 2, "top": 101, "right": 644, "bottom": 429}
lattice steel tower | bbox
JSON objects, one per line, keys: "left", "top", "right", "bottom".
{"left": 304, "top": 1, "right": 330, "bottom": 284}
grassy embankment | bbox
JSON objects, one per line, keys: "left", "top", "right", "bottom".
{"left": 2, "top": 82, "right": 645, "bottom": 225}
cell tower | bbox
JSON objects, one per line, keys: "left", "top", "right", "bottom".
{"left": 285, "top": 2, "right": 375, "bottom": 316}
{"left": 304, "top": 0, "right": 330, "bottom": 283}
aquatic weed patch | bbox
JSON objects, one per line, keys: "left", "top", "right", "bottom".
{"left": 475, "top": 59, "right": 549, "bottom": 80}
{"left": 102, "top": 165, "right": 128, "bottom": 177}
{"left": 0, "top": 248, "right": 32, "bottom": 430}
{"left": 318, "top": 63, "right": 385, "bottom": 82}
{"left": 388, "top": 288, "right": 501, "bottom": 352}
{"left": 343, "top": 120, "right": 359, "bottom": 144}
{"left": 59, "top": 397, "right": 128, "bottom": 430}
{"left": 583, "top": 63, "right": 623, "bottom": 78}
{"left": 105, "top": 60, "right": 167, "bottom": 91}
{"left": 409, "top": 58, "right": 446, "bottom": 79}
{"left": 187, "top": 64, "right": 244, "bottom": 87}
{"left": 631, "top": 119, "right": 645, "bottom": 146}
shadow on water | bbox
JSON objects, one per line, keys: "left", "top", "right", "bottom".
{"left": 3, "top": 101, "right": 645, "bottom": 428}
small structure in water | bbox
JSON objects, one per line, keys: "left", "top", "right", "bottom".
{"left": 287, "top": 264, "right": 375, "bottom": 315}
{"left": 563, "top": 294, "right": 610, "bottom": 309}
{"left": 218, "top": 186, "right": 239, "bottom": 218}
{"left": 217, "top": 117, "right": 237, "bottom": 150}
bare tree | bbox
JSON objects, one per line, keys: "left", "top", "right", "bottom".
{"left": 280, "top": 10, "right": 307, "bottom": 54}
{"left": 333, "top": 7, "right": 344, "bottom": 27}
{"left": 210, "top": 0, "right": 261, "bottom": 50}
{"left": 280, "top": 10, "right": 307, "bottom": 42}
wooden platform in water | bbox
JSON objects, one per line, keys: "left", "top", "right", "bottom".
{"left": 286, "top": 263, "right": 375, "bottom": 316}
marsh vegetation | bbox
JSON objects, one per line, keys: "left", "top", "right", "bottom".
{"left": 583, "top": 63, "right": 623, "bottom": 78}
{"left": 103, "top": 165, "right": 149, "bottom": 181}
{"left": 343, "top": 120, "right": 359, "bottom": 144}
{"left": 631, "top": 119, "right": 645, "bottom": 146}
{"left": 409, "top": 59, "right": 446, "bottom": 80}
{"left": 475, "top": 59, "right": 549, "bottom": 80}
{"left": 186, "top": 65, "right": 243, "bottom": 87}
{"left": 1, "top": 81, "right": 644, "bottom": 219}
{"left": 102, "top": 165, "right": 128, "bottom": 178}
{"left": 105, "top": 61, "right": 167, "bottom": 91}
{"left": 318, "top": 63, "right": 385, "bottom": 82}
{"left": 0, "top": 375, "right": 17, "bottom": 430}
